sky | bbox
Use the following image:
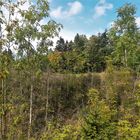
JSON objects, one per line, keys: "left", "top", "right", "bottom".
{"left": 48, "top": 0, "right": 140, "bottom": 41}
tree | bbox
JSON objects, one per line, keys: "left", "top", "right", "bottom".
{"left": 0, "top": 0, "right": 61, "bottom": 139}
{"left": 74, "top": 34, "right": 87, "bottom": 50}
{"left": 85, "top": 31, "right": 111, "bottom": 72}
{"left": 81, "top": 89, "right": 116, "bottom": 140}
{"left": 109, "top": 3, "right": 140, "bottom": 69}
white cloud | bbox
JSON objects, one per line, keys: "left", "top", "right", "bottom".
{"left": 136, "top": 17, "right": 140, "bottom": 27}
{"left": 50, "top": 1, "right": 83, "bottom": 19}
{"left": 68, "top": 1, "right": 83, "bottom": 16}
{"left": 93, "top": 0, "right": 113, "bottom": 19}
{"left": 50, "top": 7, "right": 63, "bottom": 18}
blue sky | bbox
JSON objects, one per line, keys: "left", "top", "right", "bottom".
{"left": 48, "top": 0, "right": 140, "bottom": 41}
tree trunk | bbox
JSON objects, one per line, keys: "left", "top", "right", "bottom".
{"left": 1, "top": 78, "right": 7, "bottom": 139}
{"left": 0, "top": 79, "right": 4, "bottom": 139}
{"left": 45, "top": 74, "right": 49, "bottom": 131}
{"left": 124, "top": 48, "right": 128, "bottom": 67}
{"left": 28, "top": 84, "right": 33, "bottom": 140}
{"left": 4, "top": 79, "right": 7, "bottom": 139}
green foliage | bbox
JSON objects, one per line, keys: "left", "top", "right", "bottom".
{"left": 81, "top": 89, "right": 117, "bottom": 140}
{"left": 41, "top": 123, "right": 80, "bottom": 140}
{"left": 0, "top": 1, "right": 140, "bottom": 140}
{"left": 109, "top": 3, "right": 140, "bottom": 70}
{"left": 118, "top": 119, "right": 140, "bottom": 140}
{"left": 50, "top": 30, "right": 111, "bottom": 73}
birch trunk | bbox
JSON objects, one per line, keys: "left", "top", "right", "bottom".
{"left": 45, "top": 72, "right": 50, "bottom": 131}
{"left": 28, "top": 84, "right": 33, "bottom": 140}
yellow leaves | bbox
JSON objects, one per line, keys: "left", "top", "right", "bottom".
{"left": 48, "top": 52, "right": 62, "bottom": 70}
{"left": 35, "top": 69, "right": 42, "bottom": 78}
{"left": 48, "top": 52, "right": 61, "bottom": 63}
{"left": 13, "top": 116, "right": 22, "bottom": 126}
{"left": 0, "top": 69, "right": 9, "bottom": 79}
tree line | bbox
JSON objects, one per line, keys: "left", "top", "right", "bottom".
{"left": 49, "top": 3, "right": 140, "bottom": 73}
